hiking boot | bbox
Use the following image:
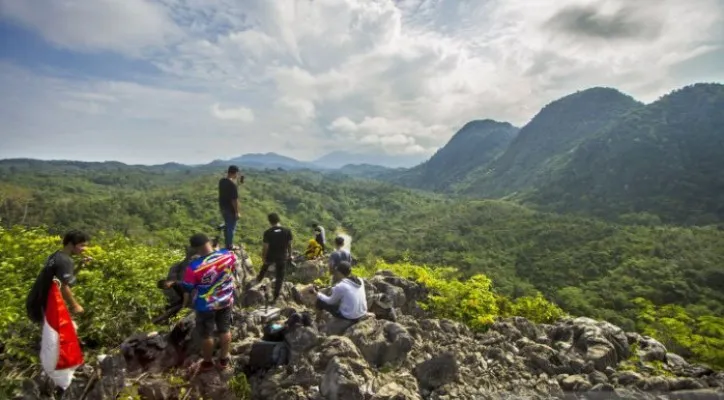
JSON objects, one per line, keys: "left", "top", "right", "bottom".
{"left": 187, "top": 360, "right": 215, "bottom": 377}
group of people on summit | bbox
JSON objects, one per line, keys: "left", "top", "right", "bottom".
{"left": 27, "top": 164, "right": 369, "bottom": 378}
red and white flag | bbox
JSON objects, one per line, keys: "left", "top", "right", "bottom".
{"left": 40, "top": 280, "right": 84, "bottom": 389}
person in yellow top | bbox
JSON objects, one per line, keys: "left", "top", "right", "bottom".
{"left": 304, "top": 238, "right": 323, "bottom": 260}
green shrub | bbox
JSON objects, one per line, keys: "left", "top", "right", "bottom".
{"left": 364, "top": 260, "right": 564, "bottom": 329}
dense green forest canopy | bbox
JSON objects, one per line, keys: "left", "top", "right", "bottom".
{"left": 2, "top": 163, "right": 723, "bottom": 334}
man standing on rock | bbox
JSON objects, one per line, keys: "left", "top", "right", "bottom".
{"left": 178, "top": 233, "right": 238, "bottom": 372}
{"left": 218, "top": 165, "right": 243, "bottom": 250}
{"left": 256, "top": 213, "right": 293, "bottom": 302}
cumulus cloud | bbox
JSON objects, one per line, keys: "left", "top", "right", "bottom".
{"left": 0, "top": 0, "right": 180, "bottom": 56}
{"left": 0, "top": 0, "right": 723, "bottom": 163}
{"left": 211, "top": 104, "right": 255, "bottom": 122}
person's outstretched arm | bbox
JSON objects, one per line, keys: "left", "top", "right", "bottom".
{"left": 60, "top": 284, "right": 83, "bottom": 314}
{"left": 55, "top": 257, "right": 83, "bottom": 314}
{"left": 317, "top": 285, "right": 342, "bottom": 305}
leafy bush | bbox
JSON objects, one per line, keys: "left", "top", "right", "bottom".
{"left": 361, "top": 260, "right": 565, "bottom": 329}
{"left": 228, "top": 373, "right": 251, "bottom": 399}
{"left": 0, "top": 226, "right": 179, "bottom": 392}
{"left": 633, "top": 297, "right": 724, "bottom": 368}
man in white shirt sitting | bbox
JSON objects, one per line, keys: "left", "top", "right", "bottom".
{"left": 313, "top": 261, "right": 367, "bottom": 321}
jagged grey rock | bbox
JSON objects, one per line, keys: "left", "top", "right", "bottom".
{"left": 20, "top": 270, "right": 724, "bottom": 400}
{"left": 321, "top": 356, "right": 374, "bottom": 400}
{"left": 345, "top": 318, "right": 414, "bottom": 368}
{"left": 414, "top": 352, "right": 459, "bottom": 389}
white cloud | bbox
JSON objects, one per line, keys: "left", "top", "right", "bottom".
{"left": 0, "top": 63, "right": 265, "bottom": 163}
{"left": 275, "top": 97, "right": 316, "bottom": 122}
{"left": 0, "top": 0, "right": 180, "bottom": 56}
{"left": 211, "top": 103, "right": 255, "bottom": 122}
{"left": 1, "top": 0, "right": 723, "bottom": 163}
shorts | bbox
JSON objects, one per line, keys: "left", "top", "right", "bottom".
{"left": 195, "top": 306, "right": 232, "bottom": 338}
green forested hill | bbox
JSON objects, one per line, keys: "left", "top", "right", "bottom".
{"left": 528, "top": 83, "right": 724, "bottom": 225}
{"left": 373, "top": 84, "right": 723, "bottom": 225}
{"left": 0, "top": 164, "right": 446, "bottom": 249}
{"left": 383, "top": 120, "right": 518, "bottom": 191}
{"left": 459, "top": 87, "right": 642, "bottom": 197}
{"left": 2, "top": 164, "right": 723, "bottom": 336}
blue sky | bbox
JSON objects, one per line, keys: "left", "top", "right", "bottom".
{"left": 1, "top": 0, "right": 723, "bottom": 164}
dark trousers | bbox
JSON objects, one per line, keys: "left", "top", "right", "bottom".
{"left": 315, "top": 299, "right": 361, "bottom": 321}
{"left": 221, "top": 210, "right": 237, "bottom": 249}
{"left": 257, "top": 259, "right": 286, "bottom": 301}
{"left": 315, "top": 298, "right": 343, "bottom": 319}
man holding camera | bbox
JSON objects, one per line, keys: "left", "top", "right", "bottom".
{"left": 218, "top": 165, "right": 243, "bottom": 250}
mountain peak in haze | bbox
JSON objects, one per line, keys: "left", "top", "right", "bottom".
{"left": 214, "top": 152, "right": 315, "bottom": 170}
{"left": 382, "top": 119, "right": 519, "bottom": 191}
{"left": 313, "top": 151, "right": 429, "bottom": 169}
{"left": 461, "top": 86, "right": 643, "bottom": 196}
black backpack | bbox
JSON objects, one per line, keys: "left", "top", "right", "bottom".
{"left": 247, "top": 341, "right": 289, "bottom": 372}
{"left": 26, "top": 293, "right": 43, "bottom": 324}
{"left": 262, "top": 322, "right": 287, "bottom": 342}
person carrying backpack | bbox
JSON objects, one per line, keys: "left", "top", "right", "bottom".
{"left": 26, "top": 230, "right": 90, "bottom": 324}
{"left": 25, "top": 230, "right": 90, "bottom": 395}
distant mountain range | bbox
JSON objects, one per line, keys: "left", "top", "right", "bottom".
{"left": 209, "top": 150, "right": 428, "bottom": 171}
{"left": 3, "top": 83, "right": 722, "bottom": 224}
{"left": 380, "top": 83, "right": 724, "bottom": 224}
{"left": 0, "top": 150, "right": 421, "bottom": 176}
{"left": 212, "top": 153, "right": 315, "bottom": 170}
{"left": 312, "top": 151, "right": 429, "bottom": 169}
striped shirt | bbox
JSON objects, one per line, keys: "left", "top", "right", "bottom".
{"left": 182, "top": 249, "right": 237, "bottom": 312}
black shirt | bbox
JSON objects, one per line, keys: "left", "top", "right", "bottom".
{"left": 26, "top": 251, "right": 76, "bottom": 323}
{"left": 263, "top": 226, "right": 293, "bottom": 262}
{"left": 218, "top": 178, "right": 238, "bottom": 213}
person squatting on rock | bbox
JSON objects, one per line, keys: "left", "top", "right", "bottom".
{"left": 256, "top": 213, "right": 294, "bottom": 302}
{"left": 161, "top": 246, "right": 196, "bottom": 310}
{"left": 163, "top": 233, "right": 238, "bottom": 372}
{"left": 26, "top": 230, "right": 91, "bottom": 323}
{"left": 218, "top": 165, "right": 243, "bottom": 250}
{"left": 312, "top": 222, "right": 326, "bottom": 252}
{"left": 313, "top": 261, "right": 368, "bottom": 321}
{"left": 304, "top": 238, "right": 323, "bottom": 260}
{"left": 328, "top": 236, "right": 353, "bottom": 284}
